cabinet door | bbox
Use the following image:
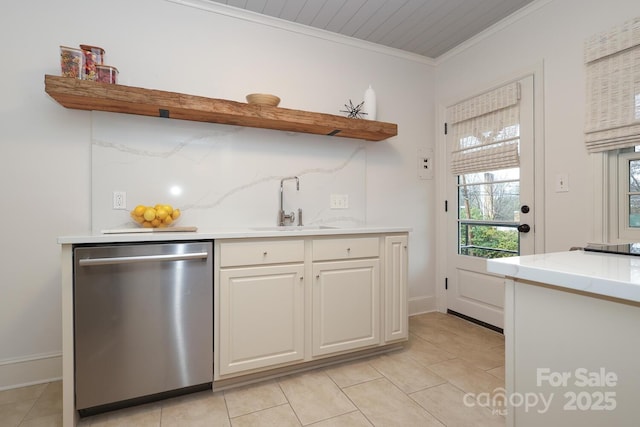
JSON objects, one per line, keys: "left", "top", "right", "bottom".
{"left": 219, "top": 264, "right": 304, "bottom": 376}
{"left": 384, "top": 235, "right": 408, "bottom": 342}
{"left": 312, "top": 259, "right": 380, "bottom": 356}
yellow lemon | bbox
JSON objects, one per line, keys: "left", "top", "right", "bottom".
{"left": 171, "top": 209, "right": 181, "bottom": 220}
{"left": 132, "top": 215, "right": 144, "bottom": 224}
{"left": 156, "top": 208, "right": 168, "bottom": 220}
{"left": 163, "top": 215, "right": 173, "bottom": 225}
{"left": 163, "top": 205, "right": 174, "bottom": 215}
{"left": 133, "top": 205, "right": 146, "bottom": 216}
{"left": 151, "top": 218, "right": 161, "bottom": 227}
{"left": 143, "top": 208, "right": 156, "bottom": 221}
{"left": 142, "top": 221, "right": 153, "bottom": 228}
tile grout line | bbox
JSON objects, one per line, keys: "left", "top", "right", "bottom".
{"left": 274, "top": 376, "right": 304, "bottom": 426}
{"left": 323, "top": 363, "right": 378, "bottom": 426}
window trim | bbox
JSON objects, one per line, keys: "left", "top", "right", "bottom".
{"left": 617, "top": 150, "right": 640, "bottom": 241}
{"left": 601, "top": 148, "right": 640, "bottom": 244}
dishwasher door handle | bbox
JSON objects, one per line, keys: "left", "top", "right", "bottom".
{"left": 78, "top": 252, "right": 209, "bottom": 266}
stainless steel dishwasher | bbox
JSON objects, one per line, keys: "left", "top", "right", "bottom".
{"left": 73, "top": 241, "right": 213, "bottom": 415}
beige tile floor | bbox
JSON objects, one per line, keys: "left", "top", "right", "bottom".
{"left": 0, "top": 312, "right": 505, "bottom": 427}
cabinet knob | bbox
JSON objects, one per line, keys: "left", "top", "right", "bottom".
{"left": 347, "top": 248, "right": 351, "bottom": 252}
{"left": 316, "top": 274, "right": 320, "bottom": 279}
{"left": 263, "top": 251, "right": 268, "bottom": 256}
{"left": 300, "top": 276, "right": 304, "bottom": 281}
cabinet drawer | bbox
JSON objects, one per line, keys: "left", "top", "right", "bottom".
{"left": 220, "top": 239, "right": 304, "bottom": 267}
{"left": 312, "top": 236, "right": 379, "bottom": 261}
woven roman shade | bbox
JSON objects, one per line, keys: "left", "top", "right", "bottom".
{"left": 447, "top": 82, "right": 521, "bottom": 175}
{"left": 584, "top": 17, "right": 640, "bottom": 153}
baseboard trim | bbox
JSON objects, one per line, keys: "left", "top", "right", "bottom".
{"left": 408, "top": 295, "right": 436, "bottom": 316}
{"left": 0, "top": 352, "right": 62, "bottom": 391}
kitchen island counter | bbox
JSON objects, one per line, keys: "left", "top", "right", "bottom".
{"left": 487, "top": 250, "right": 640, "bottom": 426}
{"left": 487, "top": 249, "right": 640, "bottom": 304}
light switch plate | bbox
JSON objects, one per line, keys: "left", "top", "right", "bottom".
{"left": 555, "top": 174, "right": 569, "bottom": 192}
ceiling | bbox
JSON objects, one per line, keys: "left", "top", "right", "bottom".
{"left": 207, "top": 0, "right": 536, "bottom": 58}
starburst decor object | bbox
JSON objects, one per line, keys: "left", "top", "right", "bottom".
{"left": 340, "top": 99, "right": 367, "bottom": 119}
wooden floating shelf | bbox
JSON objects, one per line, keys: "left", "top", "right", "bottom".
{"left": 44, "top": 75, "right": 397, "bottom": 141}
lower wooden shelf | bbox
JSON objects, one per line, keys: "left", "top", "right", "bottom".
{"left": 44, "top": 75, "right": 397, "bottom": 141}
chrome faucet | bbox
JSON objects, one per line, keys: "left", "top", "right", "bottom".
{"left": 278, "top": 176, "right": 300, "bottom": 226}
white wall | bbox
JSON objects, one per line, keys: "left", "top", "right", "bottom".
{"left": 0, "top": 0, "right": 435, "bottom": 388}
{"left": 435, "top": 0, "right": 640, "bottom": 254}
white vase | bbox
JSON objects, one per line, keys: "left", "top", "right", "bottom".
{"left": 363, "top": 85, "right": 376, "bottom": 120}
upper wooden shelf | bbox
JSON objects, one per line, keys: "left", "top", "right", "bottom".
{"left": 44, "top": 75, "right": 397, "bottom": 141}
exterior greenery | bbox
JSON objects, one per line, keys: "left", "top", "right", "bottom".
{"left": 458, "top": 172, "right": 520, "bottom": 259}
{"left": 459, "top": 223, "right": 519, "bottom": 258}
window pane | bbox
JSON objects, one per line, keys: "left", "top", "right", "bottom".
{"left": 458, "top": 166, "right": 521, "bottom": 258}
{"left": 459, "top": 223, "right": 519, "bottom": 258}
{"left": 630, "top": 160, "right": 640, "bottom": 192}
{"left": 458, "top": 169, "right": 520, "bottom": 222}
{"left": 630, "top": 195, "right": 640, "bottom": 227}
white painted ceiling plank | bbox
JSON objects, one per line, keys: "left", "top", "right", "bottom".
{"left": 337, "top": 0, "right": 388, "bottom": 37}
{"left": 278, "top": 0, "right": 308, "bottom": 21}
{"left": 324, "top": 0, "right": 367, "bottom": 33}
{"left": 245, "top": 0, "right": 267, "bottom": 13}
{"left": 311, "top": 0, "right": 350, "bottom": 29}
{"left": 352, "top": 0, "right": 415, "bottom": 40}
{"left": 389, "top": 0, "right": 462, "bottom": 51}
{"left": 365, "top": 0, "right": 427, "bottom": 44}
{"left": 261, "top": 0, "right": 287, "bottom": 16}
{"left": 204, "top": 0, "right": 536, "bottom": 58}
{"left": 226, "top": 0, "right": 247, "bottom": 8}
{"left": 376, "top": 0, "right": 447, "bottom": 48}
{"left": 295, "top": 0, "right": 329, "bottom": 26}
{"left": 412, "top": 0, "right": 509, "bottom": 56}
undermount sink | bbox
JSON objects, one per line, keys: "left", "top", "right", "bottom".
{"left": 249, "top": 225, "right": 338, "bottom": 232}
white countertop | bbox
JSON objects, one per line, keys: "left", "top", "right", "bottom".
{"left": 57, "top": 225, "right": 411, "bottom": 245}
{"left": 487, "top": 250, "right": 640, "bottom": 303}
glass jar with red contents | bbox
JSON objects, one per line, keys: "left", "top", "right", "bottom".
{"left": 79, "top": 45, "right": 105, "bottom": 81}
{"left": 96, "top": 65, "right": 118, "bottom": 84}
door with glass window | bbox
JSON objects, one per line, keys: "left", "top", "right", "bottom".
{"left": 446, "top": 75, "right": 535, "bottom": 329}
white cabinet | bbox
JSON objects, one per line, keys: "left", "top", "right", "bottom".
{"left": 215, "top": 233, "right": 408, "bottom": 379}
{"left": 384, "top": 235, "right": 408, "bottom": 342}
{"left": 311, "top": 237, "right": 381, "bottom": 356}
{"left": 312, "top": 259, "right": 380, "bottom": 356}
{"left": 218, "top": 240, "right": 305, "bottom": 376}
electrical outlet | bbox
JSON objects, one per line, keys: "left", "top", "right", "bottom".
{"left": 113, "top": 191, "right": 127, "bottom": 209}
{"left": 330, "top": 194, "right": 349, "bottom": 209}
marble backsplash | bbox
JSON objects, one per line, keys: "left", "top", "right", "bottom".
{"left": 91, "top": 112, "right": 367, "bottom": 233}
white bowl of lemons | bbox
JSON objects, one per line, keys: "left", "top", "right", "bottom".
{"left": 130, "top": 204, "right": 181, "bottom": 228}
